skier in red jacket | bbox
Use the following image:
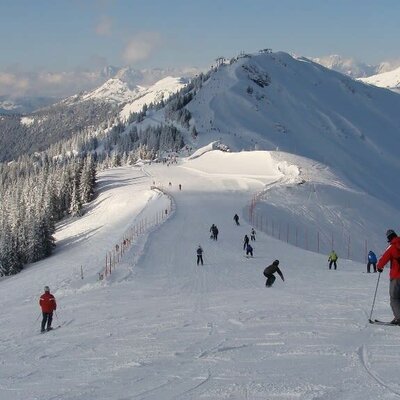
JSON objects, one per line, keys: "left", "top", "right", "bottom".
{"left": 39, "top": 286, "right": 57, "bottom": 332}
{"left": 377, "top": 229, "right": 400, "bottom": 325}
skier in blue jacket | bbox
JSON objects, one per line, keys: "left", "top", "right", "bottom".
{"left": 367, "top": 250, "right": 377, "bottom": 273}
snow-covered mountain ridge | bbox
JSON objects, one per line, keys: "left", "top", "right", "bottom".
{"left": 144, "top": 50, "right": 400, "bottom": 210}
{"left": 64, "top": 75, "right": 187, "bottom": 121}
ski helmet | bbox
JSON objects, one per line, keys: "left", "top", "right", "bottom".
{"left": 44, "top": 286, "right": 50, "bottom": 292}
{"left": 386, "top": 229, "right": 397, "bottom": 242}
{"left": 273, "top": 260, "right": 279, "bottom": 266}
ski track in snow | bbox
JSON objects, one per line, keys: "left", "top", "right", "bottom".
{"left": 1, "top": 152, "right": 400, "bottom": 400}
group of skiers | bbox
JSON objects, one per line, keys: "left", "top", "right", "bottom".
{"left": 324, "top": 229, "right": 400, "bottom": 325}
{"left": 40, "top": 217, "right": 400, "bottom": 331}
{"left": 327, "top": 249, "right": 378, "bottom": 274}
{"left": 243, "top": 229, "right": 256, "bottom": 257}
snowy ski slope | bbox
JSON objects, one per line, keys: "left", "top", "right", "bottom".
{"left": 1, "top": 149, "right": 400, "bottom": 400}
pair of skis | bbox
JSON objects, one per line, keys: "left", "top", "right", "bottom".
{"left": 40, "top": 325, "right": 61, "bottom": 334}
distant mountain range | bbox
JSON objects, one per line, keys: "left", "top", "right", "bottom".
{"left": 0, "top": 95, "right": 60, "bottom": 115}
{"left": 310, "top": 54, "right": 400, "bottom": 78}
{"left": 2, "top": 56, "right": 400, "bottom": 117}
{"left": 65, "top": 75, "right": 188, "bottom": 121}
{"left": 0, "top": 66, "right": 200, "bottom": 115}
{"left": 359, "top": 65, "right": 400, "bottom": 92}
{"left": 2, "top": 50, "right": 400, "bottom": 202}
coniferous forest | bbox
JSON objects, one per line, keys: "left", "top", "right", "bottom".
{"left": 0, "top": 71, "right": 211, "bottom": 276}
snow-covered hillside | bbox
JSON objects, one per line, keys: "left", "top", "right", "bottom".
{"left": 80, "top": 78, "right": 142, "bottom": 103}
{"left": 154, "top": 51, "right": 400, "bottom": 212}
{"left": 65, "top": 75, "right": 187, "bottom": 120}
{"left": 359, "top": 66, "right": 400, "bottom": 92}
{"left": 120, "top": 76, "right": 187, "bottom": 120}
{"left": 1, "top": 149, "right": 399, "bottom": 400}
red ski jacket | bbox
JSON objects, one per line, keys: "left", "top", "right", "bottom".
{"left": 377, "top": 236, "right": 400, "bottom": 280}
{"left": 39, "top": 292, "right": 57, "bottom": 313}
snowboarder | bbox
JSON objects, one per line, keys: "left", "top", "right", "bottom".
{"left": 243, "top": 234, "right": 249, "bottom": 250}
{"left": 39, "top": 286, "right": 57, "bottom": 332}
{"left": 250, "top": 228, "right": 256, "bottom": 241}
{"left": 367, "top": 250, "right": 377, "bottom": 273}
{"left": 233, "top": 214, "right": 240, "bottom": 225}
{"left": 376, "top": 229, "right": 400, "bottom": 325}
{"left": 179, "top": 184, "right": 182, "bottom": 191}
{"left": 328, "top": 250, "right": 338, "bottom": 270}
{"left": 263, "top": 260, "right": 285, "bottom": 287}
{"left": 245, "top": 243, "right": 253, "bottom": 257}
{"left": 196, "top": 245, "right": 204, "bottom": 266}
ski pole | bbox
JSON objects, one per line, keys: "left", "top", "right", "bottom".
{"left": 369, "top": 272, "right": 381, "bottom": 323}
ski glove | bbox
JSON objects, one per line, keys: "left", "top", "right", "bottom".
{"left": 377, "top": 268, "right": 383, "bottom": 273}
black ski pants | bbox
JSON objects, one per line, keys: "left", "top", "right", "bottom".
{"left": 41, "top": 312, "right": 53, "bottom": 331}
{"left": 367, "top": 262, "right": 377, "bottom": 273}
{"left": 197, "top": 255, "right": 203, "bottom": 265}
{"left": 329, "top": 260, "right": 337, "bottom": 270}
{"left": 265, "top": 274, "right": 275, "bottom": 287}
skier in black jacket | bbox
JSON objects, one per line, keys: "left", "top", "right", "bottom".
{"left": 243, "top": 234, "right": 249, "bottom": 250}
{"left": 263, "top": 260, "right": 285, "bottom": 287}
{"left": 196, "top": 245, "right": 204, "bottom": 265}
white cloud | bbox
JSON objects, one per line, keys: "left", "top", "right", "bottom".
{"left": 0, "top": 69, "right": 103, "bottom": 97}
{"left": 122, "top": 32, "right": 161, "bottom": 64}
{"left": 95, "top": 16, "right": 113, "bottom": 36}
{"left": 0, "top": 72, "right": 30, "bottom": 95}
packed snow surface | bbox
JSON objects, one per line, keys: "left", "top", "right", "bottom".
{"left": 1, "top": 149, "right": 399, "bottom": 400}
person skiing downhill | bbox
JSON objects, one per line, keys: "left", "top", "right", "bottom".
{"left": 213, "top": 225, "right": 219, "bottom": 240}
{"left": 196, "top": 245, "right": 204, "bottom": 266}
{"left": 210, "top": 224, "right": 216, "bottom": 240}
{"left": 328, "top": 250, "right": 338, "bottom": 270}
{"left": 243, "top": 234, "right": 249, "bottom": 250}
{"left": 367, "top": 250, "right": 377, "bottom": 273}
{"left": 376, "top": 229, "right": 400, "bottom": 325}
{"left": 245, "top": 243, "right": 253, "bottom": 257}
{"left": 39, "top": 286, "right": 57, "bottom": 332}
{"left": 263, "top": 260, "right": 285, "bottom": 287}
{"left": 250, "top": 228, "right": 256, "bottom": 241}
{"left": 233, "top": 214, "right": 240, "bottom": 226}
{"left": 209, "top": 224, "right": 219, "bottom": 240}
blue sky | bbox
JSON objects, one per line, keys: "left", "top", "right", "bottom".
{"left": 1, "top": 0, "right": 399, "bottom": 96}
